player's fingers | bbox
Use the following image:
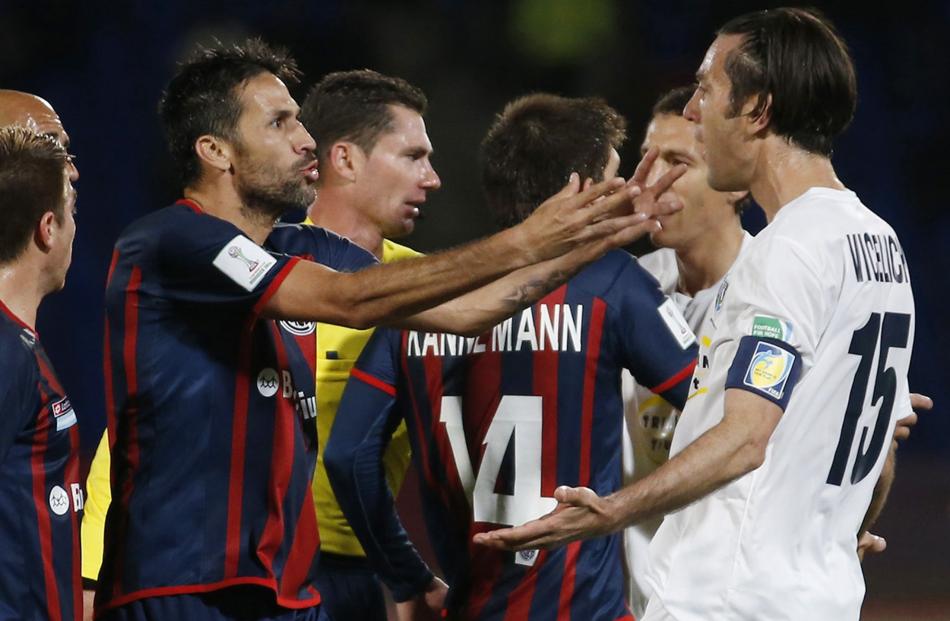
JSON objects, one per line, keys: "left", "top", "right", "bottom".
{"left": 554, "top": 485, "right": 599, "bottom": 508}
{"left": 646, "top": 163, "right": 687, "bottom": 199}
{"left": 607, "top": 217, "right": 662, "bottom": 248}
{"left": 910, "top": 393, "right": 933, "bottom": 411}
{"left": 582, "top": 184, "right": 640, "bottom": 223}
{"left": 647, "top": 198, "right": 684, "bottom": 217}
{"left": 580, "top": 212, "right": 650, "bottom": 244}
{"left": 573, "top": 176, "right": 627, "bottom": 210}
{"left": 473, "top": 524, "right": 548, "bottom": 551}
{"left": 631, "top": 146, "right": 659, "bottom": 186}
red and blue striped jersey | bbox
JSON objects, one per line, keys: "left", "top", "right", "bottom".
{"left": 327, "top": 249, "right": 698, "bottom": 621}
{"left": 97, "top": 200, "right": 375, "bottom": 614}
{"left": 0, "top": 301, "right": 82, "bottom": 621}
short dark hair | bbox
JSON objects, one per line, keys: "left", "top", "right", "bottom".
{"left": 159, "top": 38, "right": 302, "bottom": 187}
{"left": 716, "top": 7, "right": 856, "bottom": 156}
{"left": 0, "top": 126, "right": 68, "bottom": 263}
{"left": 652, "top": 86, "right": 695, "bottom": 118}
{"left": 650, "top": 86, "right": 749, "bottom": 215}
{"left": 481, "top": 93, "right": 627, "bottom": 228}
{"left": 300, "top": 69, "right": 427, "bottom": 162}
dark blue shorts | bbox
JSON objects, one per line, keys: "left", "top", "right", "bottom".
{"left": 313, "top": 552, "right": 386, "bottom": 621}
{"left": 99, "top": 586, "right": 327, "bottom": 621}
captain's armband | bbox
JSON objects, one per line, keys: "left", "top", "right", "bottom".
{"left": 725, "top": 336, "right": 802, "bottom": 411}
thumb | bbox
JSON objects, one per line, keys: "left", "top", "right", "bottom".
{"left": 554, "top": 485, "right": 592, "bottom": 506}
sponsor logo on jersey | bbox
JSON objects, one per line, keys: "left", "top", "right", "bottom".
{"left": 257, "top": 368, "right": 280, "bottom": 397}
{"left": 515, "top": 548, "right": 539, "bottom": 567}
{"left": 750, "top": 315, "right": 792, "bottom": 341}
{"left": 658, "top": 298, "right": 696, "bottom": 349}
{"left": 279, "top": 320, "right": 316, "bottom": 336}
{"left": 715, "top": 279, "right": 729, "bottom": 312}
{"left": 212, "top": 234, "right": 277, "bottom": 292}
{"left": 49, "top": 485, "right": 70, "bottom": 516}
{"left": 51, "top": 395, "right": 77, "bottom": 431}
{"left": 743, "top": 341, "right": 794, "bottom": 399}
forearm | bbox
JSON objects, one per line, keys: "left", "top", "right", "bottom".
{"left": 860, "top": 443, "right": 896, "bottom": 535}
{"left": 398, "top": 227, "right": 628, "bottom": 335}
{"left": 268, "top": 227, "right": 531, "bottom": 329}
{"left": 607, "top": 410, "right": 769, "bottom": 528}
{"left": 398, "top": 252, "right": 577, "bottom": 336}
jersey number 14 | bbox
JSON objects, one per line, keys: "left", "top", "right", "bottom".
{"left": 440, "top": 395, "right": 557, "bottom": 526}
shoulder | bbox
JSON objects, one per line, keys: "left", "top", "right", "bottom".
{"left": 381, "top": 239, "right": 422, "bottom": 262}
{"left": 117, "top": 201, "right": 240, "bottom": 257}
{"left": 269, "top": 223, "right": 378, "bottom": 271}
{"left": 0, "top": 323, "right": 38, "bottom": 382}
{"left": 638, "top": 247, "right": 678, "bottom": 295}
{"left": 570, "top": 250, "right": 662, "bottom": 302}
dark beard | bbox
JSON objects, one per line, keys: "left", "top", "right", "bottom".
{"left": 236, "top": 173, "right": 314, "bottom": 223}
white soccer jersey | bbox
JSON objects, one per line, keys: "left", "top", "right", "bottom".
{"left": 644, "top": 188, "right": 915, "bottom": 621}
{"left": 621, "top": 235, "right": 752, "bottom": 617}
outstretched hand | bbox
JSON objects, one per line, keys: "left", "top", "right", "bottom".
{"left": 473, "top": 485, "right": 620, "bottom": 551}
{"left": 628, "top": 146, "right": 687, "bottom": 219}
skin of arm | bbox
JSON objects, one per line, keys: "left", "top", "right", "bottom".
{"left": 392, "top": 149, "right": 688, "bottom": 336}
{"left": 264, "top": 175, "right": 640, "bottom": 328}
{"left": 475, "top": 388, "right": 782, "bottom": 550}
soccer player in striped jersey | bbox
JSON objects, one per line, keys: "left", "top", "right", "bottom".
{"left": 325, "top": 93, "right": 699, "bottom": 620}
{"left": 96, "top": 40, "right": 680, "bottom": 621}
{"left": 478, "top": 9, "right": 918, "bottom": 621}
{"left": 0, "top": 126, "right": 80, "bottom": 621}
{"left": 80, "top": 69, "right": 438, "bottom": 621}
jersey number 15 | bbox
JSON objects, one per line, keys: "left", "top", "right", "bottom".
{"left": 826, "top": 312, "right": 911, "bottom": 487}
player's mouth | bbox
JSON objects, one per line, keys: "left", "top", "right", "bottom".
{"left": 300, "top": 160, "right": 319, "bottom": 182}
{"left": 405, "top": 200, "right": 425, "bottom": 220}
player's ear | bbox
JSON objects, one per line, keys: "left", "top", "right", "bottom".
{"left": 34, "top": 211, "right": 57, "bottom": 251}
{"left": 745, "top": 92, "right": 772, "bottom": 134}
{"left": 195, "top": 135, "right": 233, "bottom": 175}
{"left": 328, "top": 141, "right": 364, "bottom": 183}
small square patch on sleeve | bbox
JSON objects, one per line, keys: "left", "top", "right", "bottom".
{"left": 212, "top": 235, "right": 278, "bottom": 292}
{"left": 51, "top": 396, "right": 77, "bottom": 431}
{"left": 658, "top": 297, "right": 696, "bottom": 349}
{"left": 750, "top": 315, "right": 792, "bottom": 341}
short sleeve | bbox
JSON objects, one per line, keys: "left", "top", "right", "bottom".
{"left": 608, "top": 258, "right": 698, "bottom": 410}
{"left": 154, "top": 211, "right": 298, "bottom": 310}
{"left": 721, "top": 235, "right": 827, "bottom": 409}
{"left": 727, "top": 235, "right": 827, "bottom": 369}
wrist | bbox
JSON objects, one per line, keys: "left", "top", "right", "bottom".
{"left": 493, "top": 224, "right": 536, "bottom": 268}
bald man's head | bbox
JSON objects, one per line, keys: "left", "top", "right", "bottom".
{"left": 0, "top": 90, "right": 77, "bottom": 181}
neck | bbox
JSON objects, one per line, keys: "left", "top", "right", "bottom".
{"left": 750, "top": 138, "right": 845, "bottom": 222}
{"left": 184, "top": 181, "right": 277, "bottom": 246}
{"left": 674, "top": 219, "right": 745, "bottom": 297}
{"left": 307, "top": 187, "right": 384, "bottom": 259}
{"left": 0, "top": 262, "right": 48, "bottom": 329}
